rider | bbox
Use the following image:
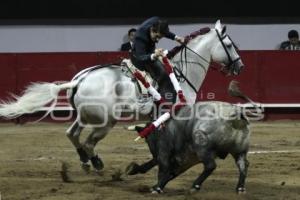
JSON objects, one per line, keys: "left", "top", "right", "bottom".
{"left": 130, "top": 16, "right": 185, "bottom": 138}
{"left": 130, "top": 16, "right": 185, "bottom": 104}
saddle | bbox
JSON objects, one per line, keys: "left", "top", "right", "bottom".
{"left": 120, "top": 59, "right": 156, "bottom": 96}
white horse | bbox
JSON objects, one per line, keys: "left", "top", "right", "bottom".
{"left": 0, "top": 20, "right": 244, "bottom": 171}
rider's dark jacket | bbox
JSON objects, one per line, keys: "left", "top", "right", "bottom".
{"left": 131, "top": 16, "right": 176, "bottom": 69}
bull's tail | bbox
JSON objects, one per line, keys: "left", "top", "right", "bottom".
{"left": 228, "top": 80, "right": 258, "bottom": 107}
{"left": 228, "top": 80, "right": 263, "bottom": 120}
{"left": 0, "top": 80, "right": 79, "bottom": 120}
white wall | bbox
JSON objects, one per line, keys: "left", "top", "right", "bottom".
{"left": 0, "top": 23, "right": 299, "bottom": 52}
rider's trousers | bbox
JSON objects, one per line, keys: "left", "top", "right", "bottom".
{"left": 133, "top": 59, "right": 176, "bottom": 104}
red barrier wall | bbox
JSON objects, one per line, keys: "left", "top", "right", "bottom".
{"left": 0, "top": 54, "right": 17, "bottom": 99}
{"left": 0, "top": 51, "right": 299, "bottom": 120}
{"left": 200, "top": 51, "right": 300, "bottom": 104}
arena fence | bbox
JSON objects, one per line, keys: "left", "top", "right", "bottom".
{"left": 0, "top": 51, "right": 299, "bottom": 121}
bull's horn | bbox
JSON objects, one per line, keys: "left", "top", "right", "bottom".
{"left": 134, "top": 136, "right": 142, "bottom": 142}
{"left": 125, "top": 123, "right": 147, "bottom": 131}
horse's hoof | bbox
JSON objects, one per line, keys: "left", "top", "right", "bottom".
{"left": 90, "top": 155, "right": 104, "bottom": 171}
{"left": 81, "top": 162, "right": 91, "bottom": 173}
{"left": 189, "top": 185, "right": 201, "bottom": 194}
{"left": 237, "top": 187, "right": 246, "bottom": 194}
{"left": 151, "top": 187, "right": 163, "bottom": 194}
{"left": 125, "top": 162, "right": 140, "bottom": 175}
{"left": 77, "top": 148, "right": 89, "bottom": 163}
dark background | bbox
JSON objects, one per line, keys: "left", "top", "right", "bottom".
{"left": 0, "top": 0, "right": 299, "bottom": 24}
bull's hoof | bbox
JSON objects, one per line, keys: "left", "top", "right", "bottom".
{"left": 76, "top": 148, "right": 89, "bottom": 163}
{"left": 91, "top": 155, "right": 104, "bottom": 171}
{"left": 81, "top": 162, "right": 91, "bottom": 173}
{"left": 237, "top": 187, "right": 246, "bottom": 194}
{"left": 151, "top": 186, "right": 163, "bottom": 194}
{"left": 190, "top": 184, "right": 201, "bottom": 193}
{"left": 125, "top": 162, "right": 140, "bottom": 175}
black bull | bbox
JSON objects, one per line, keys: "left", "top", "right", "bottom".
{"left": 126, "top": 101, "right": 251, "bottom": 194}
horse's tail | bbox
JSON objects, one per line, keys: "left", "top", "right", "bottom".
{"left": 0, "top": 80, "right": 79, "bottom": 120}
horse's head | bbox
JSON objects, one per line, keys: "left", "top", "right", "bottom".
{"left": 210, "top": 20, "right": 244, "bottom": 75}
{"left": 166, "top": 21, "right": 245, "bottom": 103}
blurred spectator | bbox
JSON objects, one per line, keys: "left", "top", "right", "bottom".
{"left": 279, "top": 30, "right": 300, "bottom": 50}
{"left": 120, "top": 28, "right": 136, "bottom": 51}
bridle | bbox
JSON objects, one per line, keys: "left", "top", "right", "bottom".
{"left": 215, "top": 29, "right": 241, "bottom": 75}
{"left": 173, "top": 29, "right": 241, "bottom": 94}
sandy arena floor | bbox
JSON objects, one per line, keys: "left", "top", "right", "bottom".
{"left": 0, "top": 120, "right": 300, "bottom": 200}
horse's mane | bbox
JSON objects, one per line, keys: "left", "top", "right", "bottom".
{"left": 167, "top": 27, "right": 211, "bottom": 59}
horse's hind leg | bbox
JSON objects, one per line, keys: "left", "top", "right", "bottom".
{"left": 66, "top": 120, "right": 90, "bottom": 167}
{"left": 82, "top": 126, "right": 112, "bottom": 171}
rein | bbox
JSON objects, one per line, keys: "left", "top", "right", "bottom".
{"left": 167, "top": 28, "right": 211, "bottom": 95}
{"left": 173, "top": 67, "right": 198, "bottom": 94}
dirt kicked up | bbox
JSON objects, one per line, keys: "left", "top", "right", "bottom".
{"left": 0, "top": 120, "right": 299, "bottom": 200}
